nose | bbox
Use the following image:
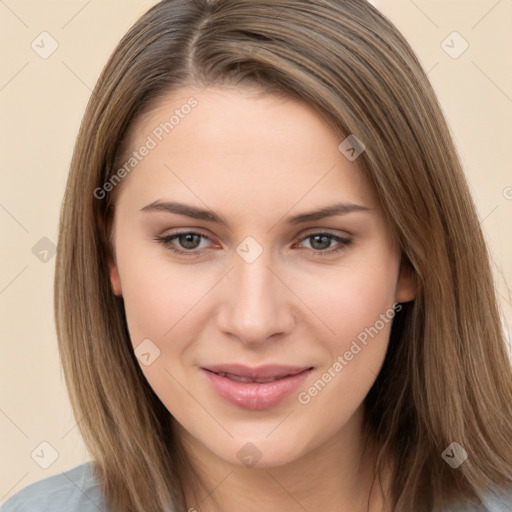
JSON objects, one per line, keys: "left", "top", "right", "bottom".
{"left": 216, "top": 249, "right": 296, "bottom": 346}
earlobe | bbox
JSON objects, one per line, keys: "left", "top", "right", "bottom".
{"left": 396, "top": 259, "right": 417, "bottom": 303}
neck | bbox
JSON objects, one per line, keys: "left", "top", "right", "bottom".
{"left": 177, "top": 407, "right": 392, "bottom": 512}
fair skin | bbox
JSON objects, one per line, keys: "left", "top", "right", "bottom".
{"left": 108, "top": 85, "right": 416, "bottom": 512}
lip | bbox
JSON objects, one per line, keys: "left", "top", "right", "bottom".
{"left": 201, "top": 364, "right": 313, "bottom": 410}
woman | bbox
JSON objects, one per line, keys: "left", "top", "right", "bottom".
{"left": 2, "top": 0, "right": 512, "bottom": 511}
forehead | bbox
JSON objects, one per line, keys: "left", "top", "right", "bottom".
{"left": 115, "top": 85, "right": 379, "bottom": 212}
{"left": 132, "top": 85, "right": 337, "bottom": 155}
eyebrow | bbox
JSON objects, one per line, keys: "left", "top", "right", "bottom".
{"left": 140, "top": 200, "right": 372, "bottom": 226}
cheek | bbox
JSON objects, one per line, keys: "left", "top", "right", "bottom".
{"left": 292, "top": 251, "right": 399, "bottom": 347}
{"left": 293, "top": 251, "right": 398, "bottom": 415}
{"left": 115, "top": 236, "right": 214, "bottom": 348}
{"left": 115, "top": 244, "right": 209, "bottom": 412}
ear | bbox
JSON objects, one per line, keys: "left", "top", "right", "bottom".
{"left": 108, "top": 257, "right": 122, "bottom": 296}
{"left": 395, "top": 258, "right": 416, "bottom": 303}
{"left": 103, "top": 211, "right": 122, "bottom": 296}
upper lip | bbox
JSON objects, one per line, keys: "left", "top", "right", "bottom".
{"left": 202, "top": 364, "right": 312, "bottom": 380}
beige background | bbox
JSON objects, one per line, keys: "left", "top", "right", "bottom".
{"left": 1, "top": 0, "right": 511, "bottom": 502}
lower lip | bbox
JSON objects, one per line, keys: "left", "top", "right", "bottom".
{"left": 202, "top": 368, "right": 313, "bottom": 410}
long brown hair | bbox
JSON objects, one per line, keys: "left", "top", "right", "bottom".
{"left": 54, "top": 1, "right": 512, "bottom": 510}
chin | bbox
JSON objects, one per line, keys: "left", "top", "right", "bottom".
{"left": 218, "top": 435, "right": 310, "bottom": 470}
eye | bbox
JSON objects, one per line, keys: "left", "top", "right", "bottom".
{"left": 295, "top": 232, "right": 352, "bottom": 256}
{"left": 154, "top": 231, "right": 213, "bottom": 256}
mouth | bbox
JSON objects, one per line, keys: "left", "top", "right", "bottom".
{"left": 200, "top": 364, "right": 314, "bottom": 410}
{"left": 211, "top": 372, "right": 296, "bottom": 384}
{"left": 202, "top": 364, "right": 311, "bottom": 380}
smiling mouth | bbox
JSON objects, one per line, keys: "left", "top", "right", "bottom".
{"left": 202, "top": 364, "right": 312, "bottom": 380}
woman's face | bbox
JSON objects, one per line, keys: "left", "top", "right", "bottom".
{"left": 108, "top": 86, "right": 415, "bottom": 469}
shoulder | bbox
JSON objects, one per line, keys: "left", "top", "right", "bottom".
{"left": 0, "top": 461, "right": 108, "bottom": 512}
{"left": 483, "top": 489, "right": 512, "bottom": 512}
{"left": 447, "top": 489, "right": 512, "bottom": 512}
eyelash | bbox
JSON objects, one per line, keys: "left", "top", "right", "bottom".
{"left": 154, "top": 230, "right": 352, "bottom": 257}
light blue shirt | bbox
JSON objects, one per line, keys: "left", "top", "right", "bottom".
{"left": 1, "top": 463, "right": 107, "bottom": 512}
{"left": 2, "top": 461, "right": 512, "bottom": 511}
